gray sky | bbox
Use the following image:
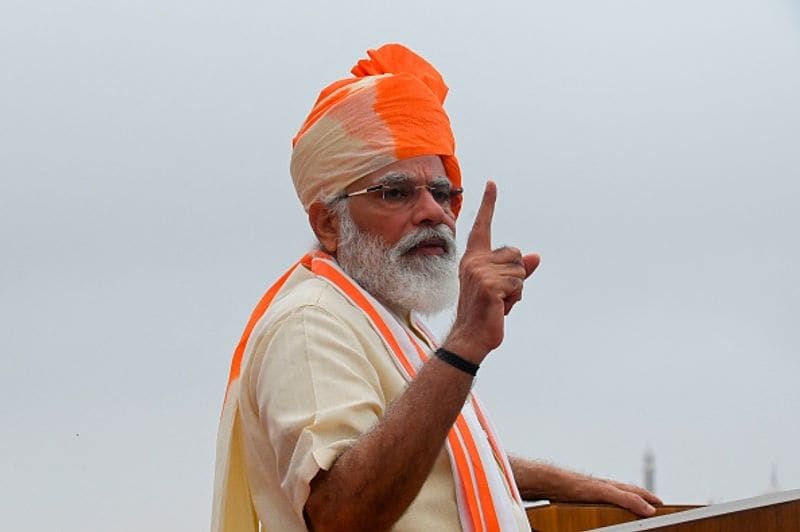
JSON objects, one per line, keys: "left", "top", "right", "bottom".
{"left": 2, "top": 1, "right": 799, "bottom": 530}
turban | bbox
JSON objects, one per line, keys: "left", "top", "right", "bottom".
{"left": 290, "top": 43, "right": 462, "bottom": 216}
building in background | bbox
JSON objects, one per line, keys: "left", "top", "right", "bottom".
{"left": 643, "top": 448, "right": 656, "bottom": 494}
{"left": 767, "top": 463, "right": 780, "bottom": 494}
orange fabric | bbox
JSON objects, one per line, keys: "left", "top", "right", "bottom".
{"left": 290, "top": 43, "right": 462, "bottom": 216}
{"left": 472, "top": 396, "right": 520, "bottom": 502}
{"left": 351, "top": 45, "right": 448, "bottom": 101}
{"left": 291, "top": 78, "right": 363, "bottom": 147}
{"left": 221, "top": 252, "right": 514, "bottom": 531}
{"left": 311, "top": 260, "right": 416, "bottom": 376}
{"left": 409, "top": 336, "right": 501, "bottom": 531}
{"left": 224, "top": 261, "right": 300, "bottom": 400}
{"left": 352, "top": 44, "right": 462, "bottom": 198}
{"left": 455, "top": 416, "right": 501, "bottom": 531}
{"left": 223, "top": 253, "right": 320, "bottom": 401}
{"left": 410, "top": 325, "right": 520, "bottom": 507}
{"left": 311, "top": 256, "right": 499, "bottom": 531}
{"left": 447, "top": 429, "right": 486, "bottom": 532}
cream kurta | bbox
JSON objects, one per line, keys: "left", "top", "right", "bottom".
{"left": 236, "top": 265, "right": 529, "bottom": 531}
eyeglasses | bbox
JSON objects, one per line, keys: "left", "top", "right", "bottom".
{"left": 337, "top": 180, "right": 463, "bottom": 211}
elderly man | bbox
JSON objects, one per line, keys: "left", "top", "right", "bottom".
{"left": 212, "top": 44, "right": 660, "bottom": 531}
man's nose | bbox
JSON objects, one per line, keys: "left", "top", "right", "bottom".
{"left": 411, "top": 186, "right": 448, "bottom": 226}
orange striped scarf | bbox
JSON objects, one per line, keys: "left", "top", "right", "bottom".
{"left": 212, "top": 252, "right": 524, "bottom": 531}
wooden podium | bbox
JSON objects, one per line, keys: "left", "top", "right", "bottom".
{"left": 526, "top": 489, "right": 800, "bottom": 531}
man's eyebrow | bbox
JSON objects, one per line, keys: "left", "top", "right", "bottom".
{"left": 376, "top": 172, "right": 413, "bottom": 185}
{"left": 376, "top": 172, "right": 451, "bottom": 186}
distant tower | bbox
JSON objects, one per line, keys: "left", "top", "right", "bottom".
{"left": 768, "top": 463, "right": 780, "bottom": 493}
{"left": 643, "top": 448, "right": 656, "bottom": 494}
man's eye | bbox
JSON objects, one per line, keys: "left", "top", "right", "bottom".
{"left": 383, "top": 186, "right": 411, "bottom": 201}
{"left": 430, "top": 186, "right": 451, "bottom": 203}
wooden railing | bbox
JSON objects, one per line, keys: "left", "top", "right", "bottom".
{"left": 526, "top": 489, "right": 800, "bottom": 531}
{"left": 526, "top": 502, "right": 699, "bottom": 531}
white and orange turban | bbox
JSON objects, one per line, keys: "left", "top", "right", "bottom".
{"left": 290, "top": 43, "right": 462, "bottom": 216}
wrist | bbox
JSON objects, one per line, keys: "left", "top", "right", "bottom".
{"left": 442, "top": 331, "right": 489, "bottom": 365}
{"left": 435, "top": 348, "right": 480, "bottom": 377}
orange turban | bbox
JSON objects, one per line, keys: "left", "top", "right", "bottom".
{"left": 290, "top": 43, "right": 462, "bottom": 216}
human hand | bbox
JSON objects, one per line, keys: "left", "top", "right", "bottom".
{"left": 575, "top": 477, "right": 664, "bottom": 517}
{"left": 445, "top": 181, "right": 540, "bottom": 364}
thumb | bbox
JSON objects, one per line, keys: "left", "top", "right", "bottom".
{"left": 522, "top": 254, "right": 541, "bottom": 279}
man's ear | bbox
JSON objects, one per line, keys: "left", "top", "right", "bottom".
{"left": 308, "top": 201, "right": 340, "bottom": 254}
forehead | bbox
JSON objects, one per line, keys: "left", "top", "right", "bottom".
{"left": 348, "top": 155, "right": 447, "bottom": 190}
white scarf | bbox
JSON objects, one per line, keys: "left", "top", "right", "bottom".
{"left": 212, "top": 252, "right": 525, "bottom": 531}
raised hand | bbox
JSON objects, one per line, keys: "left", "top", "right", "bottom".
{"left": 444, "top": 181, "right": 540, "bottom": 364}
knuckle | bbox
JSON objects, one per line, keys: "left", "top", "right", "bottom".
{"left": 501, "top": 278, "right": 522, "bottom": 294}
{"left": 493, "top": 245, "right": 523, "bottom": 264}
{"left": 507, "top": 246, "right": 522, "bottom": 259}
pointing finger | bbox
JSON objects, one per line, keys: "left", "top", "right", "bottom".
{"left": 466, "top": 181, "right": 496, "bottom": 252}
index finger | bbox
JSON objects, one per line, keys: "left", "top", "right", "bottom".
{"left": 466, "top": 180, "right": 496, "bottom": 251}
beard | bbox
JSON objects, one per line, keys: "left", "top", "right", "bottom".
{"left": 334, "top": 205, "right": 459, "bottom": 317}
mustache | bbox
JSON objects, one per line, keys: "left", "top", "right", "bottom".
{"left": 392, "top": 224, "right": 456, "bottom": 256}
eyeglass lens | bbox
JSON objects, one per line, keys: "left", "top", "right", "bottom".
{"left": 381, "top": 182, "right": 460, "bottom": 207}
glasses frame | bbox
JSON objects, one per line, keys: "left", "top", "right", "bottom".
{"left": 337, "top": 181, "right": 464, "bottom": 210}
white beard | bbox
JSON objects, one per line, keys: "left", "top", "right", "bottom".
{"left": 334, "top": 206, "right": 459, "bottom": 317}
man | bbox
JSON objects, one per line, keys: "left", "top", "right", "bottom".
{"left": 212, "top": 43, "right": 660, "bottom": 531}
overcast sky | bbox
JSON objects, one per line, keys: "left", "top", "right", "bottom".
{"left": 2, "top": 1, "right": 799, "bottom": 531}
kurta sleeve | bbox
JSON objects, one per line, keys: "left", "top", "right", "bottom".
{"left": 248, "top": 303, "right": 387, "bottom": 515}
